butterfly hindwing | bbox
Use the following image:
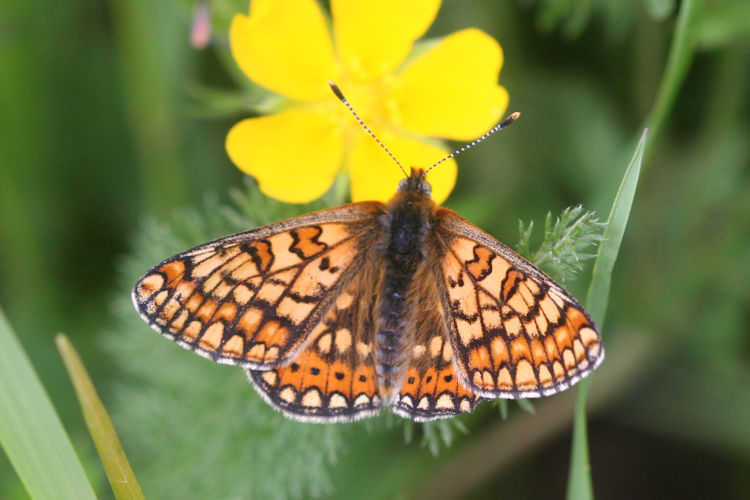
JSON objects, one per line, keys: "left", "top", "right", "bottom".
{"left": 132, "top": 203, "right": 384, "bottom": 369}
{"left": 248, "top": 268, "right": 383, "bottom": 422}
{"left": 391, "top": 264, "right": 480, "bottom": 421}
{"left": 434, "top": 209, "right": 604, "bottom": 398}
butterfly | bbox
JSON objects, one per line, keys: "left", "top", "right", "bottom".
{"left": 132, "top": 85, "right": 604, "bottom": 423}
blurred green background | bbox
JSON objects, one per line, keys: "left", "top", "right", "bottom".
{"left": 2, "top": 0, "right": 749, "bottom": 498}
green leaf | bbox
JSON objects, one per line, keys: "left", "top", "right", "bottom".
{"left": 0, "top": 307, "right": 97, "bottom": 500}
{"left": 518, "top": 205, "right": 605, "bottom": 283}
{"left": 586, "top": 130, "right": 647, "bottom": 325}
{"left": 56, "top": 334, "right": 145, "bottom": 500}
{"left": 566, "top": 130, "right": 647, "bottom": 500}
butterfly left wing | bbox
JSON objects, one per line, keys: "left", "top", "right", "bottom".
{"left": 132, "top": 203, "right": 384, "bottom": 370}
{"left": 433, "top": 208, "right": 604, "bottom": 399}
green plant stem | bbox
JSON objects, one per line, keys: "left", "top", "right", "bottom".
{"left": 644, "top": 0, "right": 699, "bottom": 162}
{"left": 57, "top": 334, "right": 145, "bottom": 500}
{"left": 0, "top": 308, "right": 97, "bottom": 500}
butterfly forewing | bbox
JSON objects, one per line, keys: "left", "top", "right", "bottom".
{"left": 132, "top": 203, "right": 385, "bottom": 369}
{"left": 433, "top": 209, "right": 604, "bottom": 398}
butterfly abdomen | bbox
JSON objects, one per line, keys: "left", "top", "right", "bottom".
{"left": 376, "top": 188, "right": 436, "bottom": 397}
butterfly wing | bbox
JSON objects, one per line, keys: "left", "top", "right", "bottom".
{"left": 248, "top": 265, "right": 383, "bottom": 422}
{"left": 433, "top": 208, "right": 604, "bottom": 398}
{"left": 391, "top": 264, "right": 481, "bottom": 421}
{"left": 132, "top": 202, "right": 385, "bottom": 370}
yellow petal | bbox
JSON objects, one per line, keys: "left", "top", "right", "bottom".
{"left": 226, "top": 109, "right": 343, "bottom": 203}
{"left": 348, "top": 132, "right": 456, "bottom": 204}
{"left": 230, "top": 0, "right": 338, "bottom": 101}
{"left": 332, "top": 0, "right": 440, "bottom": 80}
{"left": 389, "top": 28, "right": 508, "bottom": 140}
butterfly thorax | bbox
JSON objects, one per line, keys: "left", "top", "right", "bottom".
{"left": 376, "top": 170, "right": 437, "bottom": 398}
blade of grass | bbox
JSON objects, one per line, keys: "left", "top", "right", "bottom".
{"left": 0, "top": 307, "right": 97, "bottom": 500}
{"left": 56, "top": 334, "right": 145, "bottom": 500}
{"left": 566, "top": 130, "right": 648, "bottom": 500}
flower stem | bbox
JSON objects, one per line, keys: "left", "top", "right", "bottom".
{"left": 644, "top": 0, "right": 700, "bottom": 162}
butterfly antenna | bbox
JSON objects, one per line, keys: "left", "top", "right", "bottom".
{"left": 329, "top": 81, "right": 408, "bottom": 178}
{"left": 424, "top": 111, "right": 522, "bottom": 176}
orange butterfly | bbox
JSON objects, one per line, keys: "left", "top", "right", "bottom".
{"left": 132, "top": 85, "right": 603, "bottom": 423}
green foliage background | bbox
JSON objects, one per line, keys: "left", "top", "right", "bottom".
{"left": 1, "top": 0, "right": 749, "bottom": 498}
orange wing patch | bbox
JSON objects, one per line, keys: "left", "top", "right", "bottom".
{"left": 437, "top": 210, "right": 604, "bottom": 398}
{"left": 248, "top": 276, "right": 382, "bottom": 422}
{"left": 392, "top": 335, "right": 479, "bottom": 421}
{"left": 132, "top": 205, "right": 383, "bottom": 371}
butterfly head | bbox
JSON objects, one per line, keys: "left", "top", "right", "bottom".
{"left": 397, "top": 168, "right": 432, "bottom": 199}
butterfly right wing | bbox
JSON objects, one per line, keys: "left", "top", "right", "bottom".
{"left": 132, "top": 202, "right": 385, "bottom": 370}
{"left": 433, "top": 208, "right": 604, "bottom": 399}
{"left": 248, "top": 263, "right": 384, "bottom": 423}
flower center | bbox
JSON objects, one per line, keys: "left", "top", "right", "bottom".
{"left": 334, "top": 74, "right": 396, "bottom": 137}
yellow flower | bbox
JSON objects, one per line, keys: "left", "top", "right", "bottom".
{"left": 226, "top": 0, "right": 508, "bottom": 204}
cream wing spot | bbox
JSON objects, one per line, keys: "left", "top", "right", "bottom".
{"left": 504, "top": 316, "right": 522, "bottom": 337}
{"left": 353, "top": 394, "right": 371, "bottom": 407}
{"left": 222, "top": 335, "right": 244, "bottom": 357}
{"left": 247, "top": 343, "right": 266, "bottom": 361}
{"left": 232, "top": 284, "right": 254, "bottom": 306}
{"left": 442, "top": 342, "right": 453, "bottom": 362}
{"left": 153, "top": 290, "right": 168, "bottom": 307}
{"left": 507, "top": 292, "right": 530, "bottom": 316}
{"left": 261, "top": 371, "right": 277, "bottom": 386}
{"left": 573, "top": 339, "right": 586, "bottom": 362}
{"left": 334, "top": 328, "right": 352, "bottom": 353}
{"left": 301, "top": 389, "right": 323, "bottom": 408}
{"left": 538, "top": 364, "right": 553, "bottom": 385}
{"left": 279, "top": 387, "right": 297, "bottom": 403}
{"left": 497, "top": 367, "right": 513, "bottom": 390}
{"left": 429, "top": 336, "right": 443, "bottom": 357}
{"left": 183, "top": 321, "right": 202, "bottom": 342}
{"left": 579, "top": 327, "right": 599, "bottom": 347}
{"left": 514, "top": 360, "right": 537, "bottom": 389}
{"left": 200, "top": 321, "right": 224, "bottom": 351}
{"left": 137, "top": 274, "right": 164, "bottom": 300}
{"left": 436, "top": 394, "right": 454, "bottom": 410}
{"left": 171, "top": 309, "right": 189, "bottom": 330}
{"left": 264, "top": 346, "right": 280, "bottom": 363}
{"left": 356, "top": 341, "right": 372, "bottom": 358}
{"left": 400, "top": 395, "right": 414, "bottom": 408}
{"left": 539, "top": 295, "right": 561, "bottom": 324}
{"left": 456, "top": 318, "right": 483, "bottom": 346}
{"left": 277, "top": 296, "right": 315, "bottom": 324}
{"left": 335, "top": 292, "right": 354, "bottom": 309}
{"left": 563, "top": 349, "right": 576, "bottom": 370}
{"left": 317, "top": 333, "right": 332, "bottom": 354}
{"left": 329, "top": 393, "right": 348, "bottom": 409}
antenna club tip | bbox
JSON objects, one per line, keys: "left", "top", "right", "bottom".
{"left": 509, "top": 111, "right": 521, "bottom": 121}
{"left": 328, "top": 81, "right": 346, "bottom": 102}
